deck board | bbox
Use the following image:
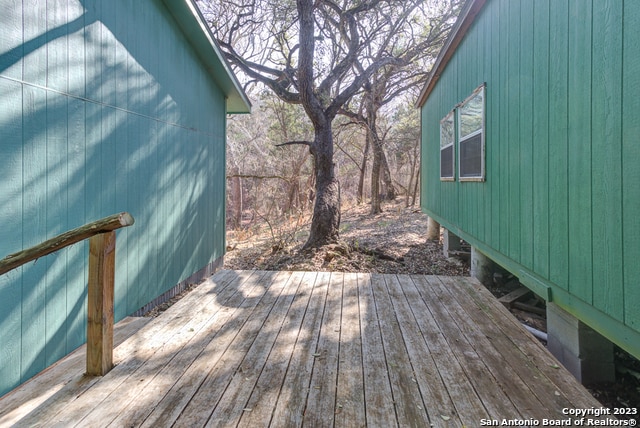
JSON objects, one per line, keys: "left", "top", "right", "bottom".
{"left": 303, "top": 271, "right": 342, "bottom": 427}
{"left": 357, "top": 272, "right": 398, "bottom": 428}
{"left": 383, "top": 274, "right": 465, "bottom": 426}
{"left": 173, "top": 270, "right": 292, "bottom": 427}
{"left": 0, "top": 270, "right": 607, "bottom": 427}
{"left": 371, "top": 273, "right": 432, "bottom": 427}
{"left": 435, "top": 276, "right": 571, "bottom": 414}
{"left": 239, "top": 271, "right": 315, "bottom": 427}
{"left": 270, "top": 270, "right": 330, "bottom": 427}
{"left": 408, "top": 274, "right": 510, "bottom": 420}
{"left": 334, "top": 272, "right": 365, "bottom": 428}
{"left": 426, "top": 275, "right": 539, "bottom": 416}
{"left": 206, "top": 270, "right": 303, "bottom": 427}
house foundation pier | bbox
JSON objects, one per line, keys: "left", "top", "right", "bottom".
{"left": 547, "top": 303, "right": 615, "bottom": 384}
{"left": 470, "top": 247, "right": 499, "bottom": 287}
{"left": 442, "top": 228, "right": 461, "bottom": 257}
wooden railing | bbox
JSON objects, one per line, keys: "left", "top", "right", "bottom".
{"left": 0, "top": 212, "right": 135, "bottom": 376}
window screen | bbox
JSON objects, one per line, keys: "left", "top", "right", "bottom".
{"left": 459, "top": 133, "right": 482, "bottom": 178}
{"left": 440, "top": 111, "right": 455, "bottom": 180}
{"left": 458, "top": 85, "right": 485, "bottom": 180}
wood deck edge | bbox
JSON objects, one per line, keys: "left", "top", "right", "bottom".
{"left": 0, "top": 316, "right": 151, "bottom": 424}
{"left": 130, "top": 256, "right": 224, "bottom": 316}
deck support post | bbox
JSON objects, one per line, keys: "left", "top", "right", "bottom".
{"left": 86, "top": 231, "right": 116, "bottom": 376}
{"left": 547, "top": 303, "right": 614, "bottom": 384}
{"left": 470, "top": 247, "right": 498, "bottom": 287}
{"left": 442, "top": 228, "right": 461, "bottom": 257}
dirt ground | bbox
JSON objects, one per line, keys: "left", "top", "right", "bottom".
{"left": 224, "top": 198, "right": 469, "bottom": 276}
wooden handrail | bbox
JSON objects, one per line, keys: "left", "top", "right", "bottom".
{"left": 0, "top": 212, "right": 134, "bottom": 275}
{"left": 0, "top": 212, "right": 135, "bottom": 377}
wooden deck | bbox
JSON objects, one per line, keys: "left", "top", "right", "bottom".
{"left": 0, "top": 270, "right": 607, "bottom": 427}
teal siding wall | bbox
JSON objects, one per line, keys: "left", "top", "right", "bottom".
{"left": 421, "top": 0, "right": 640, "bottom": 359}
{"left": 0, "top": 0, "right": 228, "bottom": 395}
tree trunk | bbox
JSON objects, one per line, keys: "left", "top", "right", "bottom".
{"left": 369, "top": 108, "right": 383, "bottom": 214}
{"left": 357, "top": 135, "right": 370, "bottom": 204}
{"left": 366, "top": 83, "right": 395, "bottom": 213}
{"left": 370, "top": 131, "right": 396, "bottom": 212}
{"left": 380, "top": 147, "right": 396, "bottom": 200}
{"left": 297, "top": 0, "right": 340, "bottom": 249}
{"left": 284, "top": 180, "right": 298, "bottom": 213}
{"left": 305, "top": 168, "right": 315, "bottom": 211}
{"left": 411, "top": 166, "right": 420, "bottom": 206}
{"left": 229, "top": 164, "right": 243, "bottom": 229}
{"left": 370, "top": 137, "right": 382, "bottom": 214}
{"left": 284, "top": 151, "right": 309, "bottom": 214}
{"left": 303, "top": 123, "right": 341, "bottom": 249}
{"left": 406, "top": 152, "right": 416, "bottom": 207}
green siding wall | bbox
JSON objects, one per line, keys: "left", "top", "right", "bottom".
{"left": 0, "top": 0, "right": 228, "bottom": 396}
{"left": 421, "top": 0, "right": 640, "bottom": 359}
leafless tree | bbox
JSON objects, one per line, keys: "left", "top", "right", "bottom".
{"left": 338, "top": 0, "right": 462, "bottom": 213}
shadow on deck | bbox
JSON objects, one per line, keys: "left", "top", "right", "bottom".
{"left": 0, "top": 270, "right": 609, "bottom": 427}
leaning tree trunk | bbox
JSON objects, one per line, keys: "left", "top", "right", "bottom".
{"left": 411, "top": 168, "right": 420, "bottom": 206}
{"left": 357, "top": 135, "right": 370, "bottom": 204}
{"left": 406, "top": 151, "right": 417, "bottom": 207}
{"left": 303, "top": 123, "right": 341, "bottom": 249}
{"left": 229, "top": 164, "right": 243, "bottom": 229}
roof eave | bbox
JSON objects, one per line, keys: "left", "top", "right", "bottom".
{"left": 163, "top": 0, "right": 251, "bottom": 114}
{"left": 416, "top": 0, "right": 487, "bottom": 108}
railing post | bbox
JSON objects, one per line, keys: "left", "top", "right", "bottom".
{"left": 86, "top": 231, "right": 116, "bottom": 376}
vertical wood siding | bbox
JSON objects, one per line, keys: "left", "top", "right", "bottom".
{"left": 421, "top": 0, "right": 640, "bottom": 358}
{"left": 622, "top": 1, "right": 640, "bottom": 333}
{"left": 0, "top": 0, "right": 227, "bottom": 395}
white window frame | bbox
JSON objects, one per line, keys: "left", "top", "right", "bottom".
{"left": 457, "top": 84, "right": 485, "bottom": 181}
{"left": 439, "top": 110, "right": 455, "bottom": 181}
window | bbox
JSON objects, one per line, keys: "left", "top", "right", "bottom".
{"left": 457, "top": 85, "right": 485, "bottom": 180}
{"left": 440, "top": 111, "right": 455, "bottom": 181}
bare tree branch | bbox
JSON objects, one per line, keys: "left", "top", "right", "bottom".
{"left": 226, "top": 174, "right": 290, "bottom": 181}
{"left": 275, "top": 140, "right": 313, "bottom": 148}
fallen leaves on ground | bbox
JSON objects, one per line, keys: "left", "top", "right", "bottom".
{"left": 224, "top": 198, "right": 469, "bottom": 276}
